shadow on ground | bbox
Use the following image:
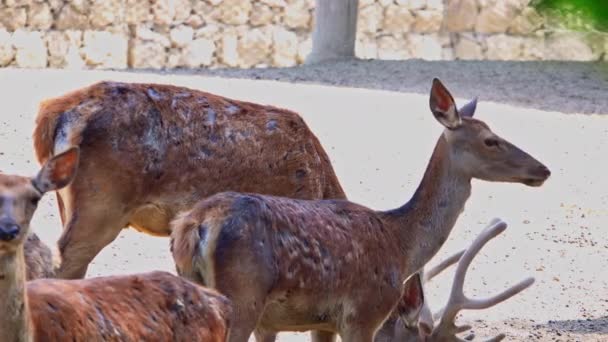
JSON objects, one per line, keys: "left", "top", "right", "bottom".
{"left": 540, "top": 317, "right": 608, "bottom": 334}
{"left": 138, "top": 59, "right": 608, "bottom": 115}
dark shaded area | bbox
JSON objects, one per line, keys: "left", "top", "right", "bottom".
{"left": 539, "top": 316, "right": 608, "bottom": 334}
{"left": 151, "top": 59, "right": 608, "bottom": 114}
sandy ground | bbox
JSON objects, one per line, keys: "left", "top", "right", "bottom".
{"left": 0, "top": 61, "right": 606, "bottom": 341}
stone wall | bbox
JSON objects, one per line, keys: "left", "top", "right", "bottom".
{"left": 356, "top": 0, "right": 607, "bottom": 62}
{"left": 0, "top": 0, "right": 605, "bottom": 70}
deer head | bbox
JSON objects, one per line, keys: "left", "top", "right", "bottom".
{"left": 390, "top": 219, "right": 533, "bottom": 342}
{"left": 430, "top": 79, "right": 550, "bottom": 187}
{"left": 0, "top": 148, "right": 79, "bottom": 254}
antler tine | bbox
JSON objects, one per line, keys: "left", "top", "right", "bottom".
{"left": 415, "top": 248, "right": 466, "bottom": 334}
{"left": 424, "top": 249, "right": 466, "bottom": 282}
{"left": 464, "top": 277, "right": 534, "bottom": 310}
{"left": 436, "top": 219, "right": 507, "bottom": 326}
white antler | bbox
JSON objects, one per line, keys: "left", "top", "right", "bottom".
{"left": 416, "top": 249, "right": 466, "bottom": 335}
{"left": 424, "top": 249, "right": 466, "bottom": 283}
{"left": 430, "top": 218, "right": 535, "bottom": 341}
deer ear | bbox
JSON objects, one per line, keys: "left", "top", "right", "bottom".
{"left": 398, "top": 273, "right": 425, "bottom": 325}
{"left": 459, "top": 97, "right": 478, "bottom": 118}
{"left": 429, "top": 78, "right": 460, "bottom": 129}
{"left": 33, "top": 147, "right": 80, "bottom": 193}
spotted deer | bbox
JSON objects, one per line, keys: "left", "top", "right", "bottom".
{"left": 0, "top": 147, "right": 232, "bottom": 342}
{"left": 376, "top": 219, "right": 534, "bottom": 341}
{"left": 32, "top": 81, "right": 346, "bottom": 280}
{"left": 170, "top": 78, "right": 551, "bottom": 341}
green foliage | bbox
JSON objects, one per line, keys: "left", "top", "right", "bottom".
{"left": 531, "top": 0, "right": 608, "bottom": 32}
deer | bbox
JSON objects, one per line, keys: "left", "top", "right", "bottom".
{"left": 0, "top": 146, "right": 232, "bottom": 342}
{"left": 32, "top": 80, "right": 346, "bottom": 281}
{"left": 375, "top": 219, "right": 534, "bottom": 341}
{"left": 169, "top": 78, "right": 551, "bottom": 342}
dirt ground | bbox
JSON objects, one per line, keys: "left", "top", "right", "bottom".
{"left": 181, "top": 59, "right": 608, "bottom": 115}
{"left": 0, "top": 60, "right": 606, "bottom": 341}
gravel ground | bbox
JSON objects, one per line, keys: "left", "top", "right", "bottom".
{"left": 168, "top": 59, "right": 608, "bottom": 115}
{"left": 0, "top": 60, "right": 606, "bottom": 341}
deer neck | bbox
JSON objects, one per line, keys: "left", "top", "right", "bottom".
{"left": 383, "top": 135, "right": 472, "bottom": 273}
{"left": 0, "top": 247, "right": 32, "bottom": 342}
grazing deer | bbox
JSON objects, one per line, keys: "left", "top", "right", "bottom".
{"left": 33, "top": 81, "right": 346, "bottom": 280}
{"left": 0, "top": 147, "right": 232, "bottom": 342}
{"left": 375, "top": 250, "right": 465, "bottom": 342}
{"left": 170, "top": 78, "right": 551, "bottom": 341}
{"left": 376, "top": 219, "right": 533, "bottom": 341}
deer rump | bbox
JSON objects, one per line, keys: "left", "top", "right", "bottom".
{"left": 33, "top": 81, "right": 344, "bottom": 238}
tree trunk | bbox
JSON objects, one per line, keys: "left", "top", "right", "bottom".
{"left": 306, "top": 0, "right": 359, "bottom": 64}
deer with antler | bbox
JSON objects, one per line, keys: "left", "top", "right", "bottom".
{"left": 170, "top": 78, "right": 550, "bottom": 341}
{"left": 0, "top": 147, "right": 232, "bottom": 341}
{"left": 376, "top": 219, "right": 534, "bottom": 341}
{"left": 32, "top": 81, "right": 346, "bottom": 280}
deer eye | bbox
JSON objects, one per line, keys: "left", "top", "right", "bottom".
{"left": 29, "top": 196, "right": 40, "bottom": 206}
{"left": 484, "top": 138, "right": 500, "bottom": 148}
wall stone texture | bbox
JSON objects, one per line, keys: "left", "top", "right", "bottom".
{"left": 0, "top": 0, "right": 605, "bottom": 70}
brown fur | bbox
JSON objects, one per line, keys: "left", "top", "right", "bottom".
{"left": 27, "top": 271, "right": 231, "bottom": 341}
{"left": 23, "top": 233, "right": 54, "bottom": 280}
{"left": 170, "top": 79, "right": 550, "bottom": 341}
{"left": 32, "top": 81, "right": 346, "bottom": 280}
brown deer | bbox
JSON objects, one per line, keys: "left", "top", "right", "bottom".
{"left": 375, "top": 219, "right": 534, "bottom": 341}
{"left": 170, "top": 78, "right": 551, "bottom": 342}
{"left": 32, "top": 81, "right": 346, "bottom": 280}
{"left": 0, "top": 147, "right": 232, "bottom": 342}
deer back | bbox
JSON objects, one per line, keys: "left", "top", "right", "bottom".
{"left": 27, "top": 271, "right": 231, "bottom": 341}
{"left": 33, "top": 81, "right": 345, "bottom": 219}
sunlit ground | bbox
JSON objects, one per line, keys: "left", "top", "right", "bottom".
{"left": 0, "top": 68, "right": 606, "bottom": 341}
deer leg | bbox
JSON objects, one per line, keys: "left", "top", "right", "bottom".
{"left": 311, "top": 330, "right": 337, "bottom": 342}
{"left": 225, "top": 297, "right": 264, "bottom": 342}
{"left": 339, "top": 327, "right": 376, "bottom": 342}
{"left": 215, "top": 266, "right": 269, "bottom": 342}
{"left": 55, "top": 202, "right": 128, "bottom": 279}
{"left": 253, "top": 329, "right": 276, "bottom": 342}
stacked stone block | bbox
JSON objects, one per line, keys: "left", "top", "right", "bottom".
{"left": 0, "top": 0, "right": 604, "bottom": 70}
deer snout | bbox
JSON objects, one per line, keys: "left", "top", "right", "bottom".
{"left": 0, "top": 220, "right": 20, "bottom": 241}
{"left": 521, "top": 164, "right": 551, "bottom": 187}
{"left": 531, "top": 164, "right": 551, "bottom": 180}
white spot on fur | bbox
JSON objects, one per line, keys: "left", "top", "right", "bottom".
{"left": 172, "top": 92, "right": 191, "bottom": 109}
{"left": 143, "top": 127, "right": 162, "bottom": 152}
{"left": 225, "top": 104, "right": 240, "bottom": 114}
{"left": 206, "top": 109, "right": 216, "bottom": 125}
{"left": 345, "top": 252, "right": 353, "bottom": 262}
{"left": 146, "top": 88, "right": 162, "bottom": 100}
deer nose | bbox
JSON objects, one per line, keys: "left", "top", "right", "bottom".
{"left": 537, "top": 165, "right": 551, "bottom": 179}
{"left": 0, "top": 221, "right": 20, "bottom": 241}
